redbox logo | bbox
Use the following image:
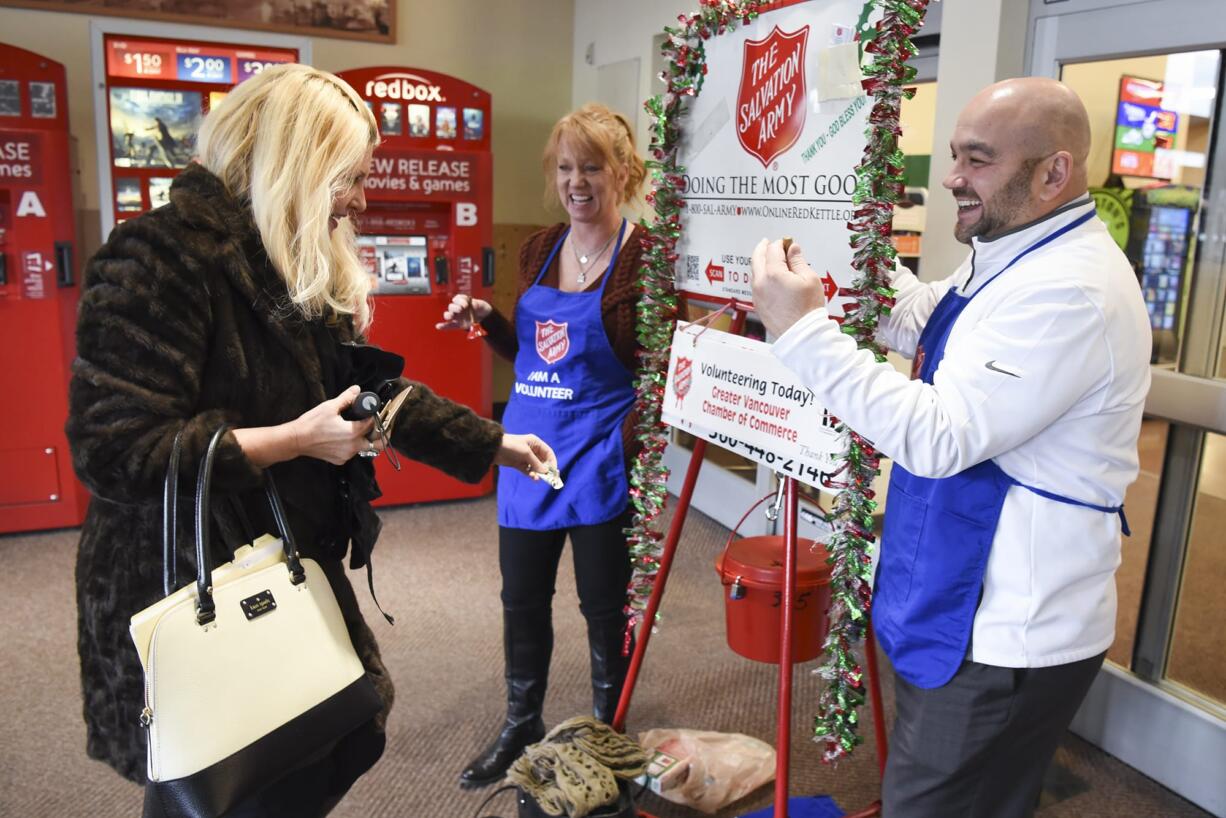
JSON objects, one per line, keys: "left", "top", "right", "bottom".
{"left": 365, "top": 73, "right": 445, "bottom": 102}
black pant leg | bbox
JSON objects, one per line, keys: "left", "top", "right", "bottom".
{"left": 883, "top": 653, "right": 1107, "bottom": 818}
{"left": 498, "top": 525, "right": 568, "bottom": 610}
{"left": 495, "top": 525, "right": 567, "bottom": 734}
{"left": 972, "top": 651, "right": 1106, "bottom": 818}
{"left": 568, "top": 509, "right": 634, "bottom": 722}
{"left": 882, "top": 661, "right": 1019, "bottom": 818}
{"left": 568, "top": 508, "right": 633, "bottom": 620}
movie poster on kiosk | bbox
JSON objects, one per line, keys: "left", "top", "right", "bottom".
{"left": 148, "top": 177, "right": 173, "bottom": 209}
{"left": 0, "top": 81, "right": 21, "bottom": 117}
{"left": 110, "top": 87, "right": 202, "bottom": 169}
{"left": 675, "top": 0, "right": 870, "bottom": 314}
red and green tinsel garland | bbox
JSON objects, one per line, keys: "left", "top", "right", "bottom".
{"left": 813, "top": 0, "right": 930, "bottom": 764}
{"left": 624, "top": 0, "right": 770, "bottom": 636}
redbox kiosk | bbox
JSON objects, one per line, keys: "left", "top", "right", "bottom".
{"left": 336, "top": 66, "right": 495, "bottom": 506}
{"left": 99, "top": 33, "right": 298, "bottom": 233}
{"left": 0, "top": 44, "right": 87, "bottom": 533}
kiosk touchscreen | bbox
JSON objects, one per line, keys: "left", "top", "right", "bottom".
{"left": 1128, "top": 191, "right": 1197, "bottom": 364}
{"left": 0, "top": 43, "right": 88, "bottom": 533}
{"left": 358, "top": 234, "right": 431, "bottom": 294}
{"left": 337, "top": 66, "right": 495, "bottom": 506}
{"left": 100, "top": 34, "right": 297, "bottom": 233}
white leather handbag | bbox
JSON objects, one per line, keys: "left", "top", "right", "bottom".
{"left": 131, "top": 425, "right": 382, "bottom": 817}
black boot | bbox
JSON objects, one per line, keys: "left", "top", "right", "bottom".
{"left": 459, "top": 606, "right": 552, "bottom": 789}
{"left": 587, "top": 612, "right": 633, "bottom": 725}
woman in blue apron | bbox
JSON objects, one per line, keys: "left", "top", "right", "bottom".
{"left": 437, "top": 104, "right": 648, "bottom": 788}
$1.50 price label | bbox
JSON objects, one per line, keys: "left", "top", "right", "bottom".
{"left": 662, "top": 322, "right": 843, "bottom": 490}
{"left": 110, "top": 44, "right": 170, "bottom": 79}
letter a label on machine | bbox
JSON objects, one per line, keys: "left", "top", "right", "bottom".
{"left": 662, "top": 322, "right": 843, "bottom": 489}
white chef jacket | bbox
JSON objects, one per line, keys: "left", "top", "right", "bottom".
{"left": 772, "top": 198, "right": 1151, "bottom": 668}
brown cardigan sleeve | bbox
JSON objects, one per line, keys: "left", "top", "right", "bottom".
{"left": 600, "top": 223, "right": 647, "bottom": 374}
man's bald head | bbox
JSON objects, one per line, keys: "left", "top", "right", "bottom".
{"left": 945, "top": 78, "right": 1093, "bottom": 242}
{"left": 968, "top": 78, "right": 1091, "bottom": 181}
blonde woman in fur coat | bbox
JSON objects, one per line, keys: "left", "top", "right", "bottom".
{"left": 67, "top": 64, "right": 554, "bottom": 817}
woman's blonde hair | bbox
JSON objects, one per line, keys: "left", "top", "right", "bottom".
{"left": 542, "top": 103, "right": 647, "bottom": 209}
{"left": 197, "top": 64, "right": 378, "bottom": 331}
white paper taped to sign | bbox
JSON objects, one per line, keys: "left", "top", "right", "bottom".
{"left": 662, "top": 322, "right": 844, "bottom": 489}
{"left": 817, "top": 43, "right": 864, "bottom": 102}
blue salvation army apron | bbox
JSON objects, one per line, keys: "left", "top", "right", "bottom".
{"left": 874, "top": 209, "right": 1131, "bottom": 689}
{"left": 498, "top": 219, "right": 636, "bottom": 530}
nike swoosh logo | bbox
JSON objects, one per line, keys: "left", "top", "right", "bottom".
{"left": 985, "top": 360, "right": 1020, "bottom": 377}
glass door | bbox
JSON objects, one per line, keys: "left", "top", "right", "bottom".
{"left": 1031, "top": 3, "right": 1226, "bottom": 813}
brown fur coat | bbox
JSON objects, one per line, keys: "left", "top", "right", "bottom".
{"left": 66, "top": 164, "right": 503, "bottom": 784}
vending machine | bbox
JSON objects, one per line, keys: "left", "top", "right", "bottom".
{"left": 336, "top": 66, "right": 495, "bottom": 506}
{"left": 99, "top": 33, "right": 298, "bottom": 235}
{"left": 0, "top": 43, "right": 88, "bottom": 533}
{"left": 1125, "top": 185, "right": 1200, "bottom": 364}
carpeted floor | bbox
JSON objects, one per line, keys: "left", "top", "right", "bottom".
{"left": 0, "top": 496, "right": 1213, "bottom": 818}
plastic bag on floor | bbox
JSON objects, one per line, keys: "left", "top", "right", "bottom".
{"left": 637, "top": 728, "right": 776, "bottom": 814}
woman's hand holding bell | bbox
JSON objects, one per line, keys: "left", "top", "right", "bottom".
{"left": 436, "top": 293, "right": 492, "bottom": 331}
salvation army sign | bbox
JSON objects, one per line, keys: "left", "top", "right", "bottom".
{"left": 737, "top": 26, "right": 809, "bottom": 167}
{"left": 676, "top": 0, "right": 869, "bottom": 308}
{"left": 662, "top": 322, "right": 843, "bottom": 488}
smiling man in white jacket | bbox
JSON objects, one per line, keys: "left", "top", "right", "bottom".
{"left": 751, "top": 78, "right": 1151, "bottom": 818}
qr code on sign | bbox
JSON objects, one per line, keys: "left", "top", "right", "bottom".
{"left": 685, "top": 255, "right": 700, "bottom": 282}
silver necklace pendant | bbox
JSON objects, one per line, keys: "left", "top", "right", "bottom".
{"left": 572, "top": 224, "right": 619, "bottom": 275}
{"left": 577, "top": 270, "right": 587, "bottom": 285}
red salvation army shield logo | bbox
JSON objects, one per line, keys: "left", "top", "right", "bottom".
{"left": 535, "top": 320, "right": 570, "bottom": 364}
{"left": 674, "top": 357, "right": 693, "bottom": 406}
{"left": 737, "top": 25, "right": 809, "bottom": 168}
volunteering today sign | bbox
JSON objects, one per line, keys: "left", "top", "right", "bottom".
{"left": 676, "top": 0, "right": 870, "bottom": 311}
{"left": 662, "top": 323, "right": 843, "bottom": 489}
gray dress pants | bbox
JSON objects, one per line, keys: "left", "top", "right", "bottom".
{"left": 882, "top": 651, "right": 1105, "bottom": 818}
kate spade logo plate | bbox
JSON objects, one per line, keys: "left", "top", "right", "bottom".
{"left": 240, "top": 590, "right": 277, "bottom": 621}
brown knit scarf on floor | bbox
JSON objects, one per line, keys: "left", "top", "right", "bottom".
{"left": 506, "top": 716, "right": 648, "bottom": 817}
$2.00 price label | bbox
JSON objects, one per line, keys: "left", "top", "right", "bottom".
{"left": 662, "top": 322, "right": 843, "bottom": 490}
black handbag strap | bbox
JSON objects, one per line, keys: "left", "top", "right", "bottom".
{"left": 161, "top": 424, "right": 306, "bottom": 626}
{"left": 161, "top": 429, "right": 186, "bottom": 597}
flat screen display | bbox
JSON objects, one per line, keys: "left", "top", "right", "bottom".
{"left": 357, "top": 234, "right": 430, "bottom": 295}
{"left": 1111, "top": 75, "right": 1179, "bottom": 180}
